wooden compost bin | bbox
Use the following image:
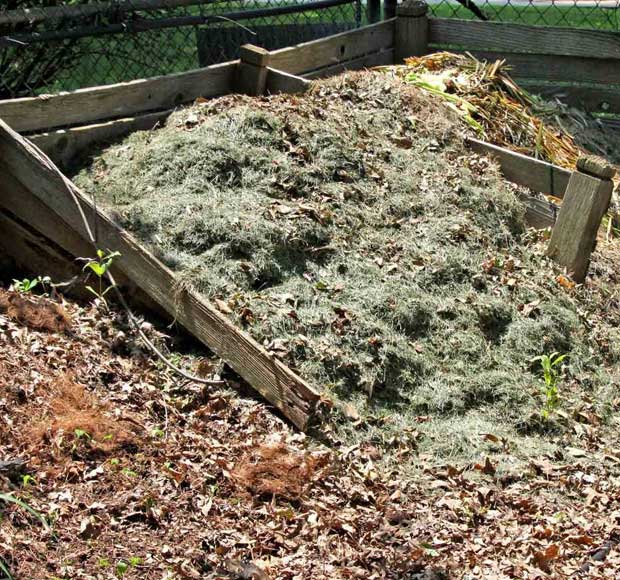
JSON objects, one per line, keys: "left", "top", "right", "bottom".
{"left": 0, "top": 1, "right": 615, "bottom": 430}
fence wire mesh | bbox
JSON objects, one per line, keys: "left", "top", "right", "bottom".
{"left": 0, "top": 1, "right": 618, "bottom": 99}
{"left": 0, "top": 0, "right": 362, "bottom": 98}
{"left": 427, "top": 0, "right": 620, "bottom": 30}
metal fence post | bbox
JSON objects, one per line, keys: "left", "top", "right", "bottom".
{"left": 396, "top": 0, "right": 429, "bottom": 62}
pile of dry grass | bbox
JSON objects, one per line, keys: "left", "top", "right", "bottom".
{"left": 71, "top": 70, "right": 618, "bottom": 466}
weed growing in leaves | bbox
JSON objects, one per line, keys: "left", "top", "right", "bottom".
{"left": 532, "top": 352, "right": 568, "bottom": 419}
{"left": 11, "top": 275, "right": 51, "bottom": 294}
{"left": 83, "top": 249, "right": 121, "bottom": 306}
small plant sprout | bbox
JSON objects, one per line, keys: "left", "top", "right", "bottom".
{"left": 12, "top": 275, "right": 51, "bottom": 294}
{"left": 83, "top": 249, "right": 121, "bottom": 306}
{"left": 532, "top": 351, "right": 568, "bottom": 419}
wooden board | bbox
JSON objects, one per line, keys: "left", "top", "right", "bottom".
{"left": 519, "top": 83, "right": 620, "bottom": 115}
{"left": 450, "top": 51, "right": 620, "bottom": 87}
{"left": 269, "top": 19, "right": 395, "bottom": 75}
{"left": 0, "top": 120, "right": 319, "bottom": 430}
{"left": 467, "top": 138, "right": 571, "bottom": 199}
{"left": 0, "top": 61, "right": 236, "bottom": 134}
{"left": 31, "top": 110, "right": 171, "bottom": 169}
{"left": 429, "top": 18, "right": 620, "bottom": 61}
{"left": 266, "top": 68, "right": 311, "bottom": 95}
{"left": 547, "top": 170, "right": 613, "bottom": 281}
{"left": 303, "top": 48, "right": 395, "bottom": 79}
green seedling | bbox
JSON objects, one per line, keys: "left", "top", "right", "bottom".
{"left": 532, "top": 351, "right": 567, "bottom": 418}
{"left": 12, "top": 275, "right": 51, "bottom": 294}
{"left": 0, "top": 557, "right": 14, "bottom": 580}
{"left": 83, "top": 249, "right": 121, "bottom": 305}
{"left": 20, "top": 475, "right": 36, "bottom": 488}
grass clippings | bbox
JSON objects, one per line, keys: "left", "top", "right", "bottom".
{"left": 72, "top": 70, "right": 619, "bottom": 468}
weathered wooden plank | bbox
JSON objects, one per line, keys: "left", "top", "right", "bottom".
{"left": 450, "top": 51, "right": 620, "bottom": 87}
{"left": 429, "top": 18, "right": 620, "bottom": 61}
{"left": 269, "top": 19, "right": 396, "bottom": 75}
{"left": 266, "top": 68, "right": 311, "bottom": 95}
{"left": 0, "top": 120, "right": 320, "bottom": 430}
{"left": 547, "top": 158, "right": 614, "bottom": 282}
{"left": 467, "top": 138, "right": 571, "bottom": 199}
{"left": 303, "top": 48, "right": 395, "bottom": 79}
{"left": 236, "top": 45, "right": 271, "bottom": 97}
{"left": 520, "top": 83, "right": 620, "bottom": 115}
{"left": 0, "top": 61, "right": 236, "bottom": 134}
{"left": 523, "top": 195, "right": 557, "bottom": 230}
{"left": 396, "top": 0, "right": 429, "bottom": 63}
{"left": 30, "top": 110, "right": 171, "bottom": 169}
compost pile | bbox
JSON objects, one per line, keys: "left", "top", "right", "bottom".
{"left": 73, "top": 70, "right": 619, "bottom": 462}
{"left": 391, "top": 52, "right": 585, "bottom": 170}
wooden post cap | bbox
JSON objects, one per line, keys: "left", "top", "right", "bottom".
{"left": 397, "top": 0, "right": 428, "bottom": 17}
{"left": 576, "top": 155, "right": 616, "bottom": 180}
{"left": 239, "top": 44, "right": 271, "bottom": 67}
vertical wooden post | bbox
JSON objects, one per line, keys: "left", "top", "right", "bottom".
{"left": 368, "top": 0, "right": 381, "bottom": 23}
{"left": 236, "top": 44, "right": 271, "bottom": 96}
{"left": 396, "top": 0, "right": 429, "bottom": 62}
{"left": 547, "top": 156, "right": 615, "bottom": 283}
{"left": 384, "top": 0, "right": 397, "bottom": 20}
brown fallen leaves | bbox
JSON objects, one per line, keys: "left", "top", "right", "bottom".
{"left": 1, "top": 288, "right": 620, "bottom": 579}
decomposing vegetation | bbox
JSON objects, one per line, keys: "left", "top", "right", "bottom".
{"left": 72, "top": 68, "right": 619, "bottom": 466}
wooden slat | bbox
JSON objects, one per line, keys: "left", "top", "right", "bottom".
{"left": 0, "top": 120, "right": 319, "bottom": 430}
{"left": 303, "top": 48, "right": 395, "bottom": 79}
{"left": 429, "top": 18, "right": 620, "bottom": 60}
{"left": 31, "top": 110, "right": 171, "bottom": 169}
{"left": 520, "top": 83, "right": 620, "bottom": 115}
{"left": 452, "top": 51, "right": 620, "bottom": 87}
{"left": 0, "top": 61, "right": 236, "bottom": 134}
{"left": 468, "top": 138, "right": 571, "bottom": 198}
{"left": 523, "top": 196, "right": 557, "bottom": 230}
{"left": 548, "top": 165, "right": 614, "bottom": 282}
{"left": 269, "top": 19, "right": 395, "bottom": 75}
{"left": 265, "top": 68, "right": 311, "bottom": 95}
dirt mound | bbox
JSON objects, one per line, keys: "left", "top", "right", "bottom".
{"left": 72, "top": 70, "right": 619, "bottom": 465}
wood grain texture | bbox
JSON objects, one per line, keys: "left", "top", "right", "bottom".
{"left": 450, "top": 50, "right": 620, "bottom": 86}
{"left": 395, "top": 2, "right": 428, "bottom": 62}
{"left": 266, "top": 68, "right": 311, "bottom": 94}
{"left": 269, "top": 19, "right": 395, "bottom": 75}
{"left": 519, "top": 83, "right": 620, "bottom": 114}
{"left": 467, "top": 138, "right": 571, "bottom": 199}
{"left": 30, "top": 110, "right": 171, "bottom": 169}
{"left": 547, "top": 170, "right": 612, "bottom": 282}
{"left": 429, "top": 18, "right": 620, "bottom": 60}
{"left": 0, "top": 61, "right": 236, "bottom": 134}
{"left": 0, "top": 120, "right": 319, "bottom": 430}
{"left": 303, "top": 48, "right": 395, "bottom": 79}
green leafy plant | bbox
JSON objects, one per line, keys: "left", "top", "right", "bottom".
{"left": 12, "top": 275, "right": 51, "bottom": 294}
{"left": 83, "top": 249, "right": 121, "bottom": 305}
{"left": 532, "top": 351, "right": 567, "bottom": 418}
{"left": 20, "top": 474, "right": 36, "bottom": 488}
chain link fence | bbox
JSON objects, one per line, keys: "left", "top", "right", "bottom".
{"left": 0, "top": 1, "right": 618, "bottom": 99}
{"left": 427, "top": 0, "right": 620, "bottom": 30}
{"left": 0, "top": 0, "right": 362, "bottom": 98}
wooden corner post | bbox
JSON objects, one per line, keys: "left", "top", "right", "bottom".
{"left": 547, "top": 156, "right": 615, "bottom": 282}
{"left": 396, "top": 0, "right": 429, "bottom": 62}
{"left": 236, "top": 44, "right": 271, "bottom": 96}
